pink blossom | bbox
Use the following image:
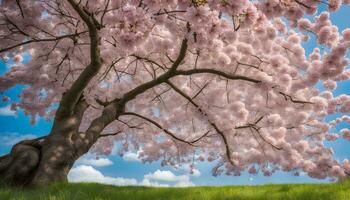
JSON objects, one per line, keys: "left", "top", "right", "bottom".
{"left": 298, "top": 19, "right": 312, "bottom": 32}
{"left": 248, "top": 166, "right": 257, "bottom": 174}
{"left": 279, "top": 74, "right": 292, "bottom": 88}
{"left": 341, "top": 129, "right": 350, "bottom": 140}
{"left": 269, "top": 55, "right": 287, "bottom": 68}
{"left": 328, "top": 0, "right": 342, "bottom": 11}
{"left": 318, "top": 26, "right": 332, "bottom": 44}
{"left": 342, "top": 28, "right": 350, "bottom": 41}
{"left": 343, "top": 159, "right": 350, "bottom": 171}
{"left": 330, "top": 166, "right": 344, "bottom": 177}
{"left": 325, "top": 133, "right": 338, "bottom": 141}
{"left": 217, "top": 52, "right": 231, "bottom": 66}
{"left": 236, "top": 43, "right": 253, "bottom": 55}
{"left": 13, "top": 54, "right": 23, "bottom": 63}
{"left": 323, "top": 80, "right": 337, "bottom": 90}
{"left": 241, "top": 5, "right": 258, "bottom": 28}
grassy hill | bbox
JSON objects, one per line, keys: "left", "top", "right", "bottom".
{"left": 1, "top": 181, "right": 350, "bottom": 200}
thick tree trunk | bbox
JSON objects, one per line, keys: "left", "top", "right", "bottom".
{"left": 0, "top": 109, "right": 91, "bottom": 187}
{"left": 0, "top": 93, "right": 122, "bottom": 187}
{"left": 0, "top": 132, "right": 83, "bottom": 187}
{"left": 30, "top": 137, "right": 78, "bottom": 186}
{"left": 0, "top": 138, "right": 43, "bottom": 186}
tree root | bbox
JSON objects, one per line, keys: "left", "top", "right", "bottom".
{"left": 0, "top": 136, "right": 46, "bottom": 186}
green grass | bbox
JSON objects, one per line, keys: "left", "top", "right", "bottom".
{"left": 1, "top": 180, "right": 350, "bottom": 200}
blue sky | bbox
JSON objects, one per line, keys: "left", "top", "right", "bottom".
{"left": 0, "top": 5, "right": 350, "bottom": 187}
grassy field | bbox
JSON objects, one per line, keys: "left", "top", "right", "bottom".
{"left": 1, "top": 181, "right": 350, "bottom": 200}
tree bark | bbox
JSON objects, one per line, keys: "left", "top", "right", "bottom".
{"left": 30, "top": 135, "right": 78, "bottom": 186}
{"left": 0, "top": 129, "right": 82, "bottom": 187}
{"left": 0, "top": 128, "right": 92, "bottom": 187}
{"left": 0, "top": 136, "right": 45, "bottom": 186}
{"left": 0, "top": 98, "right": 93, "bottom": 187}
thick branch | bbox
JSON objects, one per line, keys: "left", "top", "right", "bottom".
{"left": 168, "top": 39, "right": 188, "bottom": 72}
{"left": 81, "top": 39, "right": 188, "bottom": 149}
{"left": 57, "top": 0, "right": 102, "bottom": 118}
{"left": 77, "top": 99, "right": 124, "bottom": 153}
{"left": 119, "top": 68, "right": 259, "bottom": 106}
{"left": 90, "top": 39, "right": 259, "bottom": 150}
{"left": 119, "top": 39, "right": 188, "bottom": 104}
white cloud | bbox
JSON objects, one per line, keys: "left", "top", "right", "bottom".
{"left": 68, "top": 165, "right": 138, "bottom": 186}
{"left": 143, "top": 170, "right": 194, "bottom": 187}
{"left": 78, "top": 157, "right": 113, "bottom": 167}
{"left": 140, "top": 179, "right": 169, "bottom": 187}
{"left": 0, "top": 132, "right": 36, "bottom": 146}
{"left": 68, "top": 166, "right": 195, "bottom": 187}
{"left": 122, "top": 152, "right": 141, "bottom": 162}
{"left": 144, "top": 170, "right": 188, "bottom": 182}
{"left": 0, "top": 105, "right": 16, "bottom": 117}
{"left": 174, "top": 180, "right": 195, "bottom": 187}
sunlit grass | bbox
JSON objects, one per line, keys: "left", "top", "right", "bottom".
{"left": 1, "top": 180, "right": 350, "bottom": 200}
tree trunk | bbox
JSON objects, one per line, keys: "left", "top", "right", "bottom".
{"left": 0, "top": 113, "right": 90, "bottom": 187}
{"left": 0, "top": 132, "right": 83, "bottom": 187}
{"left": 30, "top": 136, "right": 78, "bottom": 186}
{"left": 0, "top": 138, "right": 43, "bottom": 186}
{"left": 0, "top": 94, "right": 121, "bottom": 187}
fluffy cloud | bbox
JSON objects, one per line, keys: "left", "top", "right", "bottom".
{"left": 68, "top": 166, "right": 197, "bottom": 187}
{"left": 0, "top": 132, "right": 36, "bottom": 146}
{"left": 144, "top": 170, "right": 189, "bottom": 182}
{"left": 78, "top": 157, "right": 113, "bottom": 167}
{"left": 139, "top": 179, "right": 169, "bottom": 187}
{"left": 144, "top": 170, "right": 195, "bottom": 187}
{"left": 122, "top": 152, "right": 140, "bottom": 162}
{"left": 68, "top": 165, "right": 138, "bottom": 186}
{"left": 0, "top": 105, "right": 16, "bottom": 116}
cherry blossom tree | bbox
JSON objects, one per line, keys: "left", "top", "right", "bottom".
{"left": 1, "top": 0, "right": 350, "bottom": 187}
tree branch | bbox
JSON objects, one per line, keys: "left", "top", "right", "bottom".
{"left": 57, "top": 0, "right": 103, "bottom": 119}
{"left": 166, "top": 80, "right": 236, "bottom": 167}
{"left": 0, "top": 32, "right": 87, "bottom": 53}
{"left": 15, "top": 0, "right": 25, "bottom": 18}
{"left": 294, "top": 0, "right": 311, "bottom": 9}
{"left": 89, "top": 38, "right": 259, "bottom": 152}
{"left": 235, "top": 117, "right": 282, "bottom": 151}
{"left": 121, "top": 112, "right": 208, "bottom": 146}
{"left": 168, "top": 38, "right": 188, "bottom": 72}
{"left": 118, "top": 38, "right": 188, "bottom": 104}
{"left": 175, "top": 68, "right": 261, "bottom": 83}
{"left": 99, "top": 130, "right": 122, "bottom": 138}
{"left": 278, "top": 92, "right": 313, "bottom": 104}
{"left": 80, "top": 38, "right": 189, "bottom": 150}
